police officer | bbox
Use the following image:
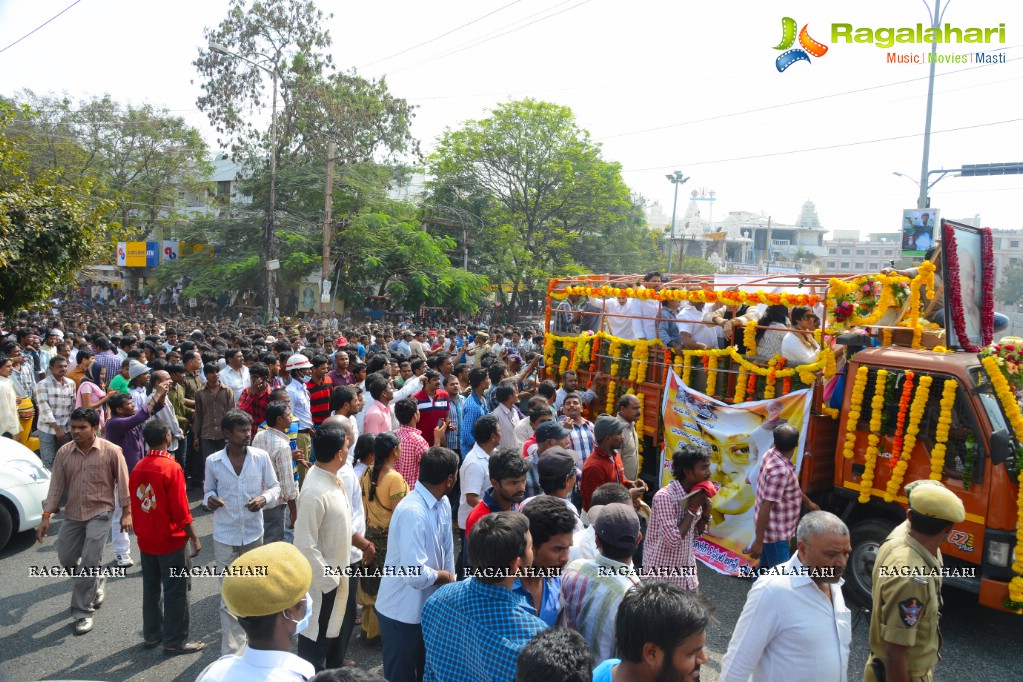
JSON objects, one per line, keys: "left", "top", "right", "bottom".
{"left": 865, "top": 481, "right": 965, "bottom": 682}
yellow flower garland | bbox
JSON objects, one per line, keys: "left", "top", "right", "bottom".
{"left": 885, "top": 374, "right": 933, "bottom": 501}
{"left": 680, "top": 355, "right": 692, "bottom": 386}
{"left": 734, "top": 366, "right": 748, "bottom": 403}
{"left": 822, "top": 404, "right": 840, "bottom": 420}
{"left": 844, "top": 366, "right": 870, "bottom": 459}
{"left": 881, "top": 328, "right": 893, "bottom": 346}
{"left": 706, "top": 354, "right": 719, "bottom": 398}
{"left": 860, "top": 369, "right": 888, "bottom": 502}
{"left": 929, "top": 380, "right": 958, "bottom": 480}
{"left": 551, "top": 285, "right": 821, "bottom": 307}
{"left": 980, "top": 355, "right": 1023, "bottom": 610}
{"left": 744, "top": 321, "right": 758, "bottom": 356}
{"left": 606, "top": 380, "right": 616, "bottom": 414}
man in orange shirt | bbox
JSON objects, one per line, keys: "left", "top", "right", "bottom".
{"left": 130, "top": 420, "right": 204, "bottom": 654}
{"left": 581, "top": 415, "right": 648, "bottom": 512}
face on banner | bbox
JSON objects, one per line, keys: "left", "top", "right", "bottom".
{"left": 660, "top": 371, "right": 812, "bottom": 576}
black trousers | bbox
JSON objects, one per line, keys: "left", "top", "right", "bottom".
{"left": 337, "top": 564, "right": 359, "bottom": 662}
{"left": 297, "top": 586, "right": 343, "bottom": 672}
{"left": 190, "top": 438, "right": 225, "bottom": 485}
{"left": 140, "top": 547, "right": 189, "bottom": 648}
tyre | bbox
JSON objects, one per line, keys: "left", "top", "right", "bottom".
{"left": 846, "top": 518, "right": 898, "bottom": 607}
{"left": 0, "top": 503, "right": 13, "bottom": 551}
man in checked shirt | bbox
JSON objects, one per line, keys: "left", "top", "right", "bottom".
{"left": 745, "top": 423, "right": 804, "bottom": 575}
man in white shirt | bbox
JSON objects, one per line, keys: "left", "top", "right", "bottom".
{"left": 492, "top": 380, "right": 523, "bottom": 451}
{"left": 220, "top": 349, "right": 251, "bottom": 396}
{"left": 294, "top": 422, "right": 353, "bottom": 672}
{"left": 252, "top": 401, "right": 299, "bottom": 543}
{"left": 677, "top": 300, "right": 717, "bottom": 350}
{"left": 203, "top": 410, "right": 281, "bottom": 655}
{"left": 195, "top": 542, "right": 315, "bottom": 682}
{"left": 459, "top": 415, "right": 501, "bottom": 534}
{"left": 631, "top": 272, "right": 664, "bottom": 341}
{"left": 591, "top": 295, "right": 636, "bottom": 339}
{"left": 376, "top": 447, "right": 459, "bottom": 682}
{"left": 721, "top": 511, "right": 852, "bottom": 682}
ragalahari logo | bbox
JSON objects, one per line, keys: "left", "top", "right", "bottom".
{"left": 774, "top": 17, "right": 829, "bottom": 72}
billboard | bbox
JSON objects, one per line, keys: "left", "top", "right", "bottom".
{"left": 901, "top": 208, "right": 939, "bottom": 257}
{"left": 162, "top": 240, "right": 180, "bottom": 263}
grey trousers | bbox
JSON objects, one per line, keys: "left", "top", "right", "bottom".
{"left": 262, "top": 505, "right": 286, "bottom": 544}
{"left": 214, "top": 537, "right": 262, "bottom": 655}
{"left": 56, "top": 512, "right": 110, "bottom": 620}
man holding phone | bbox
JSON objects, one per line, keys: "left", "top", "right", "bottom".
{"left": 203, "top": 409, "right": 281, "bottom": 655}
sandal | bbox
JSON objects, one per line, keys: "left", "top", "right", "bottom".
{"left": 164, "top": 642, "right": 206, "bottom": 655}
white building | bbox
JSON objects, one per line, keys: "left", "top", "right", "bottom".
{"left": 822, "top": 232, "right": 902, "bottom": 274}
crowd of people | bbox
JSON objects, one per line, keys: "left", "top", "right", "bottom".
{"left": 0, "top": 276, "right": 965, "bottom": 682}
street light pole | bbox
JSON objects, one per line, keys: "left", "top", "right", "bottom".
{"left": 209, "top": 41, "right": 279, "bottom": 322}
{"left": 664, "top": 170, "right": 689, "bottom": 274}
{"left": 917, "top": 0, "right": 946, "bottom": 209}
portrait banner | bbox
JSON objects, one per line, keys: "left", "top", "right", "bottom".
{"left": 901, "top": 208, "right": 939, "bottom": 258}
{"left": 659, "top": 370, "right": 812, "bottom": 576}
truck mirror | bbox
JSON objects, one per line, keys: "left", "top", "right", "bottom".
{"left": 990, "top": 428, "right": 1010, "bottom": 466}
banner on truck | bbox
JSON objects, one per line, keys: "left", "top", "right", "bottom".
{"left": 659, "top": 370, "right": 813, "bottom": 576}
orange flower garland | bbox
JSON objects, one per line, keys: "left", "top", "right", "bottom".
{"left": 886, "top": 374, "right": 932, "bottom": 501}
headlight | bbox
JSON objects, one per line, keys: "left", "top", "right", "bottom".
{"left": 7, "top": 458, "right": 50, "bottom": 483}
{"left": 987, "top": 540, "right": 1011, "bottom": 567}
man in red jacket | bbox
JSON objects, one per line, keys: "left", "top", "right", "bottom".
{"left": 129, "top": 420, "right": 204, "bottom": 655}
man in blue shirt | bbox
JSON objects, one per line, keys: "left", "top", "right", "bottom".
{"left": 658, "top": 298, "right": 684, "bottom": 354}
{"left": 376, "top": 447, "right": 459, "bottom": 682}
{"left": 516, "top": 496, "right": 577, "bottom": 626}
{"left": 459, "top": 367, "right": 491, "bottom": 454}
{"left": 421, "top": 511, "right": 547, "bottom": 682}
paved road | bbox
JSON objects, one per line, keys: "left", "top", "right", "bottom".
{"left": 1, "top": 492, "right": 1021, "bottom": 681}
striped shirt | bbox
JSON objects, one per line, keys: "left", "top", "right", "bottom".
{"left": 34, "top": 373, "right": 76, "bottom": 435}
{"left": 396, "top": 425, "right": 428, "bottom": 489}
{"left": 560, "top": 555, "right": 641, "bottom": 661}
{"left": 42, "top": 437, "right": 130, "bottom": 521}
{"left": 306, "top": 377, "right": 334, "bottom": 426}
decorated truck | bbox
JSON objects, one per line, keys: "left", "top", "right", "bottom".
{"left": 541, "top": 221, "right": 1023, "bottom": 612}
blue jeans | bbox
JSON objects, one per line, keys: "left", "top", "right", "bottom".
{"left": 38, "top": 432, "right": 70, "bottom": 469}
{"left": 379, "top": 611, "right": 424, "bottom": 682}
{"left": 758, "top": 539, "right": 791, "bottom": 577}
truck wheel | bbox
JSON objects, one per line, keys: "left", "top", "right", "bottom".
{"left": 846, "top": 518, "right": 897, "bottom": 607}
{"left": 0, "top": 503, "right": 12, "bottom": 551}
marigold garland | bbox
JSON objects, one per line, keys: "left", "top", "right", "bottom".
{"left": 706, "top": 354, "right": 719, "bottom": 398}
{"left": 551, "top": 284, "right": 821, "bottom": 308}
{"left": 885, "top": 374, "right": 932, "bottom": 501}
{"left": 929, "top": 379, "right": 958, "bottom": 480}
{"left": 859, "top": 369, "right": 888, "bottom": 502}
{"left": 887, "top": 372, "right": 915, "bottom": 479}
{"left": 844, "top": 366, "right": 870, "bottom": 459}
{"left": 734, "top": 366, "right": 748, "bottom": 403}
{"left": 882, "top": 328, "right": 893, "bottom": 346}
{"left": 606, "top": 380, "right": 617, "bottom": 414}
{"left": 822, "top": 405, "right": 840, "bottom": 420}
{"left": 943, "top": 224, "right": 995, "bottom": 352}
{"left": 680, "top": 355, "right": 692, "bottom": 387}
{"left": 743, "top": 321, "right": 758, "bottom": 355}
{"left": 747, "top": 371, "right": 758, "bottom": 399}
{"left": 979, "top": 354, "right": 1023, "bottom": 612}
{"left": 764, "top": 358, "right": 778, "bottom": 400}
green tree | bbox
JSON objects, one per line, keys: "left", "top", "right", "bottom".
{"left": 5, "top": 91, "right": 212, "bottom": 241}
{"left": 997, "top": 262, "right": 1023, "bottom": 307}
{"left": 427, "top": 99, "right": 642, "bottom": 318}
{"left": 192, "top": 0, "right": 422, "bottom": 310}
{"left": 0, "top": 102, "right": 116, "bottom": 315}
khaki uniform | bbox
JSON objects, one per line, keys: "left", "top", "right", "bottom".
{"left": 865, "top": 521, "right": 943, "bottom": 682}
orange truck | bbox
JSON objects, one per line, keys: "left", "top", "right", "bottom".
{"left": 542, "top": 272, "right": 1021, "bottom": 612}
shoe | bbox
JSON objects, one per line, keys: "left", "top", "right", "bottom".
{"left": 92, "top": 586, "right": 105, "bottom": 609}
{"left": 116, "top": 554, "right": 134, "bottom": 568}
{"left": 74, "top": 617, "right": 94, "bottom": 635}
{"left": 163, "top": 642, "right": 206, "bottom": 655}
{"left": 143, "top": 640, "right": 161, "bottom": 650}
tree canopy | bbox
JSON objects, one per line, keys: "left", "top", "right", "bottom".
{"left": 0, "top": 102, "right": 116, "bottom": 315}
{"left": 426, "top": 99, "right": 660, "bottom": 318}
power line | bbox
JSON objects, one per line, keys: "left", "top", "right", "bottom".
{"left": 360, "top": 0, "right": 524, "bottom": 69}
{"left": 621, "top": 117, "right": 1023, "bottom": 173}
{"left": 0, "top": 0, "right": 84, "bottom": 55}
{"left": 598, "top": 51, "right": 1023, "bottom": 141}
{"left": 388, "top": 0, "right": 594, "bottom": 75}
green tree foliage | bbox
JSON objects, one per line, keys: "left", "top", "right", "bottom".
{"left": 5, "top": 91, "right": 211, "bottom": 243}
{"left": 997, "top": 262, "right": 1023, "bottom": 307}
{"left": 0, "top": 102, "right": 116, "bottom": 315}
{"left": 192, "top": 0, "right": 435, "bottom": 310}
{"left": 426, "top": 99, "right": 659, "bottom": 318}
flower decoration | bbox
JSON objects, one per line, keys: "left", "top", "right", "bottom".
{"left": 885, "top": 374, "right": 932, "bottom": 501}
{"left": 859, "top": 368, "right": 888, "bottom": 502}
{"left": 743, "top": 321, "right": 758, "bottom": 355}
{"left": 843, "top": 365, "right": 870, "bottom": 459}
{"left": 929, "top": 379, "right": 958, "bottom": 480}
{"left": 943, "top": 224, "right": 995, "bottom": 352}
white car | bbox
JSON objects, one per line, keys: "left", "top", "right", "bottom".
{"left": 0, "top": 436, "right": 51, "bottom": 549}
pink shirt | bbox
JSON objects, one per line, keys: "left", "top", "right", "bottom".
{"left": 364, "top": 399, "right": 393, "bottom": 435}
